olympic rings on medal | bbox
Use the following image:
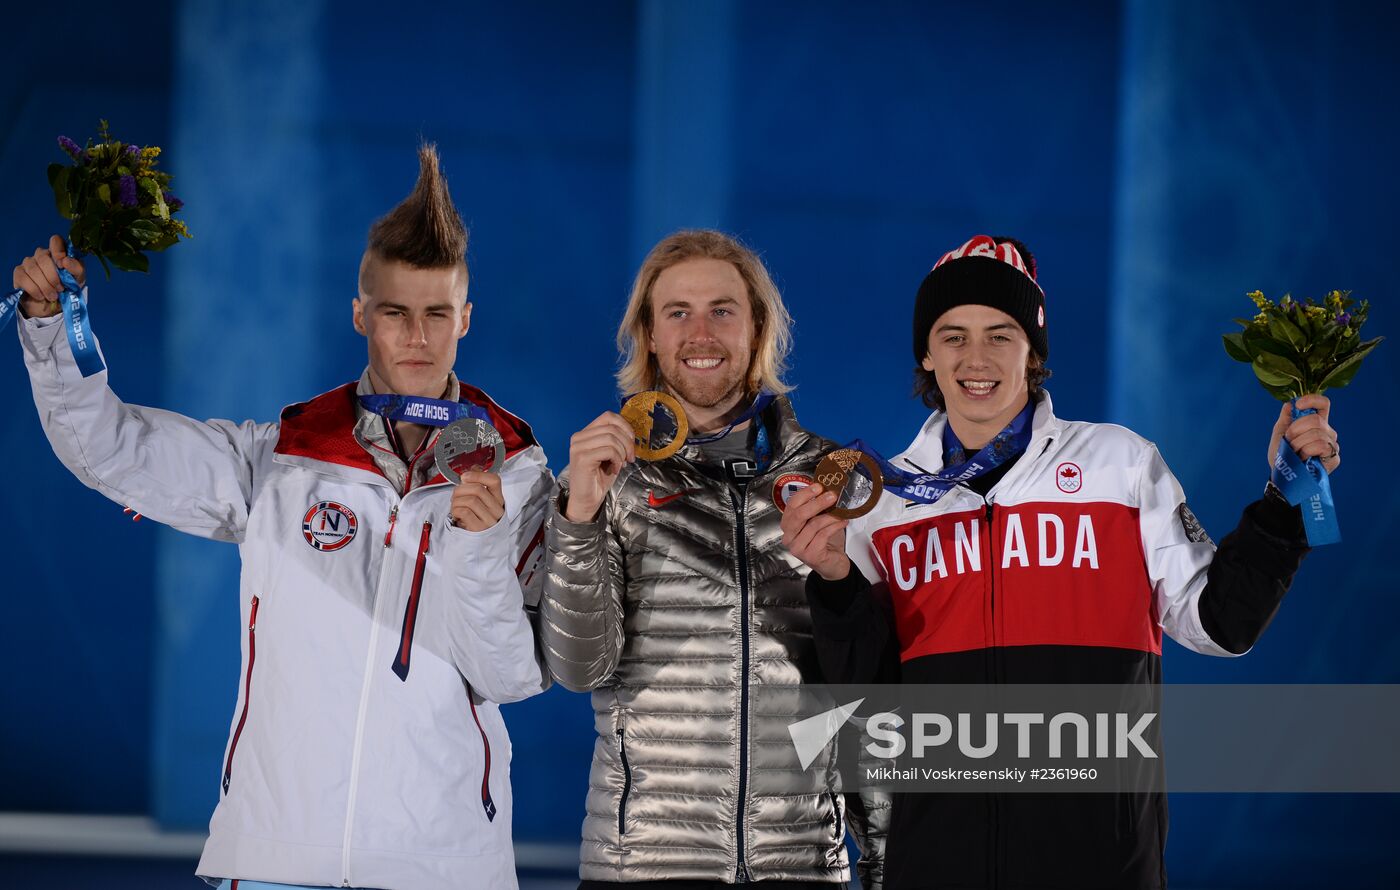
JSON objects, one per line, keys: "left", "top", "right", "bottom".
{"left": 813, "top": 448, "right": 884, "bottom": 520}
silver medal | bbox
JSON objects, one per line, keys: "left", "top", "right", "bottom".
{"left": 434, "top": 417, "right": 506, "bottom": 483}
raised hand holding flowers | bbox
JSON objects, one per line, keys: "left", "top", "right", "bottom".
{"left": 1223, "top": 290, "right": 1381, "bottom": 545}
{"left": 2, "top": 121, "right": 190, "bottom": 377}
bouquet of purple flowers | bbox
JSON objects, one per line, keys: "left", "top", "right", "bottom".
{"left": 49, "top": 120, "right": 191, "bottom": 277}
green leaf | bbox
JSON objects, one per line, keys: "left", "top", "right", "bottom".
{"left": 97, "top": 183, "right": 112, "bottom": 205}
{"left": 1269, "top": 314, "right": 1308, "bottom": 349}
{"left": 1252, "top": 379, "right": 1296, "bottom": 402}
{"left": 1255, "top": 351, "right": 1305, "bottom": 382}
{"left": 1258, "top": 337, "right": 1298, "bottom": 358}
{"left": 128, "top": 219, "right": 161, "bottom": 244}
{"left": 1222, "top": 332, "right": 1251, "bottom": 363}
{"left": 48, "top": 165, "right": 73, "bottom": 218}
{"left": 1318, "top": 337, "right": 1384, "bottom": 391}
{"left": 1252, "top": 359, "right": 1294, "bottom": 389}
{"left": 105, "top": 251, "right": 150, "bottom": 273}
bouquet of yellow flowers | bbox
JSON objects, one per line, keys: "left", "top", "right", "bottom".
{"left": 49, "top": 120, "right": 191, "bottom": 277}
{"left": 1223, "top": 289, "right": 1380, "bottom": 547}
{"left": 1222, "top": 290, "right": 1380, "bottom": 400}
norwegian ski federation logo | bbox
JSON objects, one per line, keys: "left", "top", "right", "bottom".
{"left": 1055, "top": 462, "right": 1083, "bottom": 494}
{"left": 303, "top": 501, "right": 358, "bottom": 551}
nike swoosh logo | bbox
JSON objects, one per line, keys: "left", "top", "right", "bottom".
{"left": 647, "top": 489, "right": 693, "bottom": 508}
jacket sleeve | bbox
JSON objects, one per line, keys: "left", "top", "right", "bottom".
{"left": 538, "top": 476, "right": 627, "bottom": 692}
{"left": 806, "top": 567, "right": 903, "bottom": 685}
{"left": 436, "top": 447, "right": 555, "bottom": 703}
{"left": 20, "top": 312, "right": 267, "bottom": 543}
{"left": 1139, "top": 444, "right": 1309, "bottom": 656}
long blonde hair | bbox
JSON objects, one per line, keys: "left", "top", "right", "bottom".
{"left": 616, "top": 230, "right": 793, "bottom": 397}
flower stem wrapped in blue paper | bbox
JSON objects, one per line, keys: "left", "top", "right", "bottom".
{"left": 1222, "top": 290, "right": 1383, "bottom": 545}
{"left": 1, "top": 120, "right": 191, "bottom": 375}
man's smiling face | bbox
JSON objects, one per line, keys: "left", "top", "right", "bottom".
{"left": 922, "top": 303, "right": 1031, "bottom": 429}
{"left": 648, "top": 257, "right": 756, "bottom": 418}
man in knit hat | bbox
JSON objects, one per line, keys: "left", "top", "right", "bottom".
{"left": 777, "top": 235, "right": 1342, "bottom": 888}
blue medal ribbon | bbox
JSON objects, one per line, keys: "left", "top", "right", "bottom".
{"left": 2, "top": 240, "right": 105, "bottom": 378}
{"left": 0, "top": 288, "right": 19, "bottom": 331}
{"left": 1270, "top": 400, "right": 1340, "bottom": 546}
{"left": 848, "top": 401, "right": 1036, "bottom": 505}
{"left": 687, "top": 391, "right": 777, "bottom": 473}
{"left": 358, "top": 393, "right": 490, "bottom": 427}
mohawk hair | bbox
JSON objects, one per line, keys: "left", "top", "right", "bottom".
{"left": 366, "top": 143, "right": 467, "bottom": 268}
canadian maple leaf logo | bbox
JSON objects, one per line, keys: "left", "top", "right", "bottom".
{"left": 1055, "top": 462, "right": 1083, "bottom": 493}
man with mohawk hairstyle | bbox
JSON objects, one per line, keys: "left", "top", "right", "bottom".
{"left": 12, "top": 144, "right": 553, "bottom": 890}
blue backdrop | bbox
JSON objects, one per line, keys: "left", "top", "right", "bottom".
{"left": 2, "top": 1, "right": 1397, "bottom": 886}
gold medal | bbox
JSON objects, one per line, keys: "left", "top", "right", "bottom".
{"left": 621, "top": 391, "right": 689, "bottom": 461}
{"left": 813, "top": 448, "right": 883, "bottom": 520}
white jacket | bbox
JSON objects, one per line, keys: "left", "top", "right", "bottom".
{"left": 20, "top": 313, "right": 552, "bottom": 890}
{"left": 846, "top": 390, "right": 1234, "bottom": 662}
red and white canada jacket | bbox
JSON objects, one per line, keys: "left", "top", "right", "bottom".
{"left": 816, "top": 389, "right": 1311, "bottom": 889}
{"left": 845, "top": 390, "right": 1233, "bottom": 678}
{"left": 20, "top": 314, "right": 551, "bottom": 890}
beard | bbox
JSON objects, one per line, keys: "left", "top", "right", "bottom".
{"left": 657, "top": 351, "right": 748, "bottom": 410}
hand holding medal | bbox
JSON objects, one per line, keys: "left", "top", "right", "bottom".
{"left": 620, "top": 391, "right": 688, "bottom": 460}
{"left": 359, "top": 394, "right": 507, "bottom": 530}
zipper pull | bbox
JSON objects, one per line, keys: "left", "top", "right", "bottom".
{"left": 384, "top": 505, "right": 399, "bottom": 547}
{"left": 735, "top": 865, "right": 750, "bottom": 882}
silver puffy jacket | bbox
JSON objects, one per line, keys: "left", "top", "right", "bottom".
{"left": 542, "top": 397, "right": 886, "bottom": 886}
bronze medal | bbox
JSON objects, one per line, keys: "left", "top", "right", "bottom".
{"left": 621, "top": 391, "right": 689, "bottom": 461}
{"left": 813, "top": 448, "right": 883, "bottom": 520}
{"left": 771, "top": 472, "right": 816, "bottom": 513}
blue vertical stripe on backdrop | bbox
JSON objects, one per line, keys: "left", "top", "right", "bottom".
{"left": 631, "top": 0, "right": 738, "bottom": 257}
{"left": 152, "top": 0, "right": 327, "bottom": 828}
{"left": 1110, "top": 1, "right": 1400, "bottom": 886}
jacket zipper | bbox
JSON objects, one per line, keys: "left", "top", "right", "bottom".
{"left": 730, "top": 488, "right": 752, "bottom": 883}
{"left": 467, "top": 684, "right": 499, "bottom": 821}
{"left": 383, "top": 505, "right": 399, "bottom": 547}
{"left": 984, "top": 499, "right": 1000, "bottom": 888}
{"left": 342, "top": 499, "right": 398, "bottom": 886}
{"left": 391, "top": 522, "right": 432, "bottom": 681}
{"left": 221, "top": 595, "right": 260, "bottom": 794}
{"left": 617, "top": 719, "right": 633, "bottom": 837}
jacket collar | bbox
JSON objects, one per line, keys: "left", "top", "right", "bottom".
{"left": 675, "top": 393, "right": 808, "bottom": 468}
{"left": 275, "top": 376, "right": 538, "bottom": 481}
{"left": 897, "top": 388, "right": 1064, "bottom": 475}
